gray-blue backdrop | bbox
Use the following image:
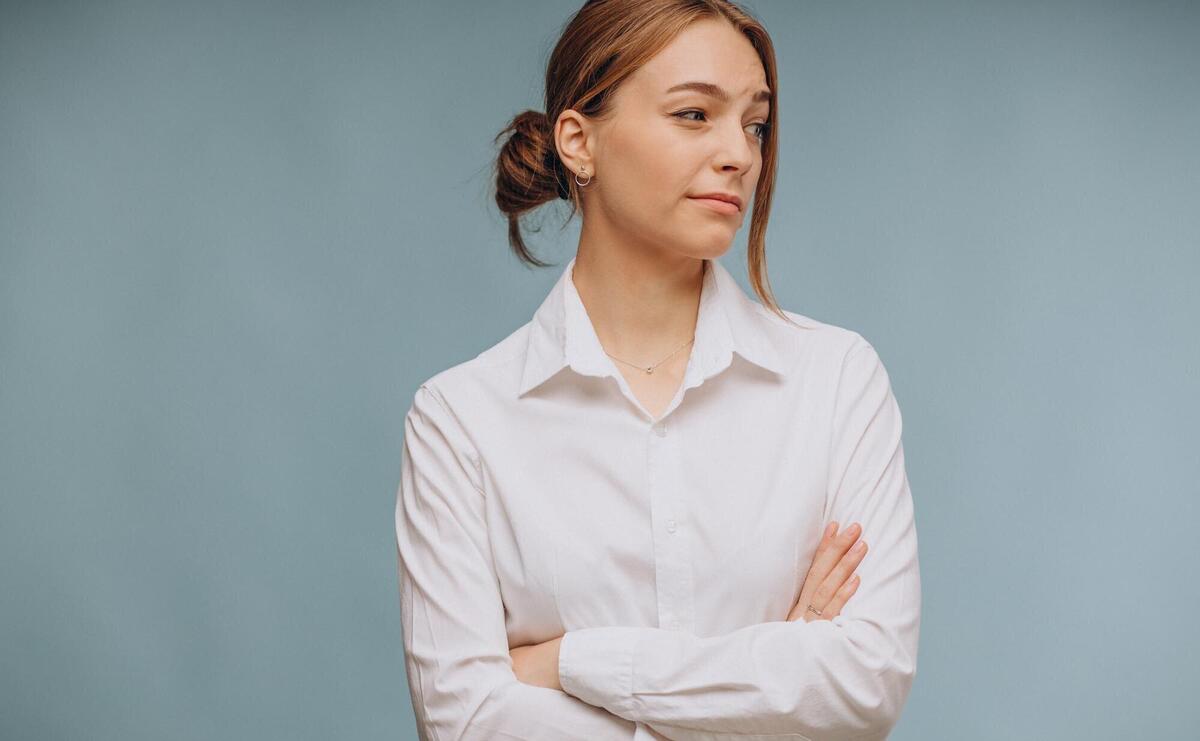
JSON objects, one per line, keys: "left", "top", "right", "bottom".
{"left": 2, "top": 1, "right": 1197, "bottom": 739}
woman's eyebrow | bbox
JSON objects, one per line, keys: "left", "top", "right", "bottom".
{"left": 664, "top": 81, "right": 771, "bottom": 104}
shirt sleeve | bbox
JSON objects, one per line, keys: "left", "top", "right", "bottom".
{"left": 397, "top": 383, "right": 641, "bottom": 741}
{"left": 556, "top": 337, "right": 922, "bottom": 741}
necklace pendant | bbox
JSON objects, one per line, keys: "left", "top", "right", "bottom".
{"left": 645, "top": 367, "right": 654, "bottom": 374}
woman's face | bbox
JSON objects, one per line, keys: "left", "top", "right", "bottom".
{"left": 578, "top": 19, "right": 771, "bottom": 260}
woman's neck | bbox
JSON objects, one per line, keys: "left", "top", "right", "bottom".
{"left": 570, "top": 241, "right": 705, "bottom": 364}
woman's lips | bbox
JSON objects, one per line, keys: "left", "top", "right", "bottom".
{"left": 689, "top": 196, "right": 740, "bottom": 215}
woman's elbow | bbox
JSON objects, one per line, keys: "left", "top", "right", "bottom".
{"left": 840, "top": 647, "right": 917, "bottom": 740}
{"left": 776, "top": 639, "right": 917, "bottom": 740}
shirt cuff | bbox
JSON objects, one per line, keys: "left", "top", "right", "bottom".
{"left": 558, "top": 626, "right": 640, "bottom": 713}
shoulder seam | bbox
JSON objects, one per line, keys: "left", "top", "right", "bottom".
{"left": 416, "top": 383, "right": 486, "bottom": 497}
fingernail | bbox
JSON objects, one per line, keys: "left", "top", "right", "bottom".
{"left": 827, "top": 522, "right": 836, "bottom": 536}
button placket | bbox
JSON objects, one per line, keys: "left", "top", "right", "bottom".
{"left": 647, "top": 423, "right": 671, "bottom": 632}
{"left": 648, "top": 418, "right": 694, "bottom": 633}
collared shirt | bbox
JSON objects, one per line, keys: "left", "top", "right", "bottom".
{"left": 395, "top": 256, "right": 921, "bottom": 741}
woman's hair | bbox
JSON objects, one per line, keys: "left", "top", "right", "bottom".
{"left": 492, "top": 0, "right": 791, "bottom": 321}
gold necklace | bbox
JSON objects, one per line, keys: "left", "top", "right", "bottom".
{"left": 604, "top": 336, "right": 694, "bottom": 374}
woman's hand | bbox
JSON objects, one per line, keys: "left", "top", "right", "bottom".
{"left": 787, "top": 521, "right": 866, "bottom": 622}
{"left": 510, "top": 636, "right": 563, "bottom": 690}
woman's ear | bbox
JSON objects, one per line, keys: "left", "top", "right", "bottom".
{"left": 553, "top": 108, "right": 594, "bottom": 180}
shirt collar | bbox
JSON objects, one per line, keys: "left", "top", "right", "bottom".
{"left": 518, "top": 256, "right": 810, "bottom": 398}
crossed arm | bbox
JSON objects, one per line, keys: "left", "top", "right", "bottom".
{"left": 395, "top": 338, "right": 920, "bottom": 740}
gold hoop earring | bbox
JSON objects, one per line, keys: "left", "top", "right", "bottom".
{"left": 575, "top": 165, "right": 592, "bottom": 187}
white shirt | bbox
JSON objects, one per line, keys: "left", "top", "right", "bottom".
{"left": 395, "top": 256, "right": 921, "bottom": 741}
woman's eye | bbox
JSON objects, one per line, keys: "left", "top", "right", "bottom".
{"left": 675, "top": 110, "right": 770, "bottom": 142}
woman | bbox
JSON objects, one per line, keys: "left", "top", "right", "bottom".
{"left": 395, "top": 2, "right": 921, "bottom": 739}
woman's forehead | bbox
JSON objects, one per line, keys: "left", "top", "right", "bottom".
{"left": 624, "top": 25, "right": 768, "bottom": 101}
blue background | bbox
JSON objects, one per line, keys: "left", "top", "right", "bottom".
{"left": 2, "top": 1, "right": 1197, "bottom": 738}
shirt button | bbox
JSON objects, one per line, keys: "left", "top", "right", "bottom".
{"left": 654, "top": 423, "right": 666, "bottom": 437}
{"left": 666, "top": 519, "right": 677, "bottom": 533}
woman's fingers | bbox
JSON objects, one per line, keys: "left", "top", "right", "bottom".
{"left": 787, "top": 522, "right": 841, "bottom": 621}
{"left": 819, "top": 522, "right": 862, "bottom": 575}
{"left": 804, "top": 522, "right": 861, "bottom": 592}
{"left": 789, "top": 521, "right": 866, "bottom": 621}
{"left": 808, "top": 537, "right": 867, "bottom": 620}
{"left": 812, "top": 570, "right": 861, "bottom": 622}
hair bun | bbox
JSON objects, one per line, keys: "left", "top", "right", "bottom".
{"left": 492, "top": 108, "right": 566, "bottom": 266}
